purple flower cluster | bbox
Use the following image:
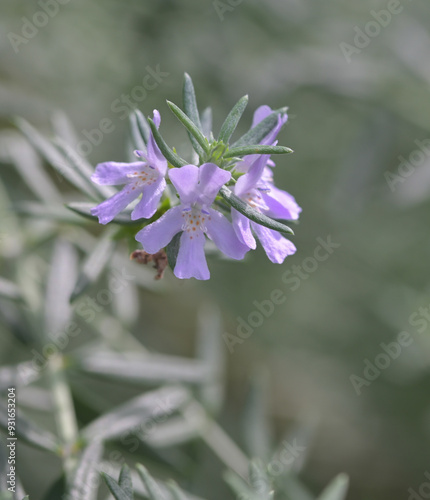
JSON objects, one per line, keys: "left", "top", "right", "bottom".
{"left": 91, "top": 106, "right": 301, "bottom": 280}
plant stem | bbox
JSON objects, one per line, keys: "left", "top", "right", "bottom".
{"left": 47, "top": 353, "right": 79, "bottom": 482}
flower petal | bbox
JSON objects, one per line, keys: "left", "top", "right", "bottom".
{"left": 135, "top": 205, "right": 183, "bottom": 254}
{"left": 252, "top": 105, "right": 272, "bottom": 128}
{"left": 91, "top": 186, "right": 138, "bottom": 224}
{"left": 231, "top": 209, "right": 256, "bottom": 249}
{"left": 262, "top": 187, "right": 302, "bottom": 221}
{"left": 174, "top": 231, "right": 210, "bottom": 280}
{"left": 261, "top": 114, "right": 287, "bottom": 146}
{"left": 252, "top": 223, "right": 296, "bottom": 264}
{"left": 198, "top": 163, "right": 231, "bottom": 206}
{"left": 205, "top": 208, "right": 249, "bottom": 260}
{"left": 131, "top": 177, "right": 166, "bottom": 220}
{"left": 91, "top": 162, "right": 146, "bottom": 185}
{"left": 235, "top": 154, "right": 270, "bottom": 197}
{"left": 169, "top": 165, "right": 200, "bottom": 205}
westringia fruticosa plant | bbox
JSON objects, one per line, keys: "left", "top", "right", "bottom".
{"left": 89, "top": 73, "right": 301, "bottom": 280}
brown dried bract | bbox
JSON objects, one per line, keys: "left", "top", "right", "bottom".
{"left": 130, "top": 249, "right": 168, "bottom": 280}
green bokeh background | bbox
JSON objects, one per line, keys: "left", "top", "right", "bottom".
{"left": 2, "top": 0, "right": 430, "bottom": 498}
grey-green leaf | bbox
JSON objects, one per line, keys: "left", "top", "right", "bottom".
{"left": 102, "top": 472, "right": 131, "bottom": 500}
{"left": 0, "top": 402, "right": 60, "bottom": 453}
{"left": 317, "top": 474, "right": 349, "bottom": 500}
{"left": 67, "top": 440, "right": 104, "bottom": 500}
{"left": 54, "top": 138, "right": 114, "bottom": 200}
{"left": 148, "top": 119, "right": 187, "bottom": 169}
{"left": 135, "top": 464, "right": 165, "bottom": 500}
{"left": 76, "top": 350, "right": 211, "bottom": 385}
{"left": 200, "top": 107, "right": 213, "bottom": 139}
{"left": 44, "top": 239, "right": 78, "bottom": 337}
{"left": 183, "top": 73, "right": 202, "bottom": 131}
{"left": 224, "top": 145, "right": 292, "bottom": 158}
{"left": 232, "top": 108, "right": 288, "bottom": 148}
{"left": 70, "top": 230, "right": 116, "bottom": 301}
{"left": 14, "top": 118, "right": 99, "bottom": 199}
{"left": 166, "top": 101, "right": 209, "bottom": 156}
{"left": 81, "top": 386, "right": 190, "bottom": 442}
{"left": 66, "top": 202, "right": 137, "bottom": 226}
{"left": 183, "top": 73, "right": 204, "bottom": 156}
{"left": 0, "top": 362, "right": 40, "bottom": 391}
{"left": 0, "top": 277, "right": 23, "bottom": 302}
{"left": 218, "top": 95, "right": 248, "bottom": 144}
{"left": 118, "top": 464, "right": 134, "bottom": 500}
{"left": 219, "top": 186, "right": 294, "bottom": 235}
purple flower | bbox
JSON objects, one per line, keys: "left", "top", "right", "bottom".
{"left": 91, "top": 110, "right": 167, "bottom": 224}
{"left": 232, "top": 153, "right": 301, "bottom": 264}
{"left": 136, "top": 163, "right": 249, "bottom": 280}
{"left": 235, "top": 105, "right": 288, "bottom": 174}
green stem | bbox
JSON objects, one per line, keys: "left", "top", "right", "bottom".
{"left": 47, "top": 353, "right": 79, "bottom": 482}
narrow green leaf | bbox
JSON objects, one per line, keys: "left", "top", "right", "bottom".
{"left": 81, "top": 386, "right": 189, "bottom": 442}
{"left": 70, "top": 230, "right": 116, "bottom": 301}
{"left": 317, "top": 474, "right": 349, "bottom": 500}
{"left": 44, "top": 239, "right": 78, "bottom": 336}
{"left": 248, "top": 460, "right": 273, "bottom": 500}
{"left": 166, "top": 231, "right": 182, "bottom": 271}
{"left": 0, "top": 401, "right": 60, "bottom": 453}
{"left": 67, "top": 440, "right": 104, "bottom": 500}
{"left": 243, "top": 370, "right": 272, "bottom": 460}
{"left": 14, "top": 201, "right": 84, "bottom": 224}
{"left": 167, "top": 481, "right": 188, "bottom": 500}
{"left": 232, "top": 108, "right": 288, "bottom": 147}
{"left": 66, "top": 202, "right": 138, "bottom": 226}
{"left": 102, "top": 472, "right": 131, "bottom": 500}
{"left": 224, "top": 470, "right": 259, "bottom": 500}
{"left": 218, "top": 95, "right": 248, "bottom": 144}
{"left": 118, "top": 464, "right": 134, "bottom": 500}
{"left": 76, "top": 350, "right": 211, "bottom": 385}
{"left": 200, "top": 107, "right": 213, "bottom": 139}
{"left": 225, "top": 145, "right": 292, "bottom": 158}
{"left": 2, "top": 133, "right": 62, "bottom": 203}
{"left": 54, "top": 138, "right": 115, "bottom": 200}
{"left": 219, "top": 186, "right": 294, "bottom": 235}
{"left": 183, "top": 73, "right": 203, "bottom": 131}
{"left": 183, "top": 73, "right": 204, "bottom": 156}
{"left": 14, "top": 118, "right": 99, "bottom": 199}
{"left": 166, "top": 101, "right": 209, "bottom": 156}
{"left": 148, "top": 119, "right": 187, "bottom": 168}
{"left": 135, "top": 464, "right": 164, "bottom": 500}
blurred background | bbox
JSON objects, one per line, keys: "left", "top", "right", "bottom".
{"left": 1, "top": 0, "right": 430, "bottom": 499}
